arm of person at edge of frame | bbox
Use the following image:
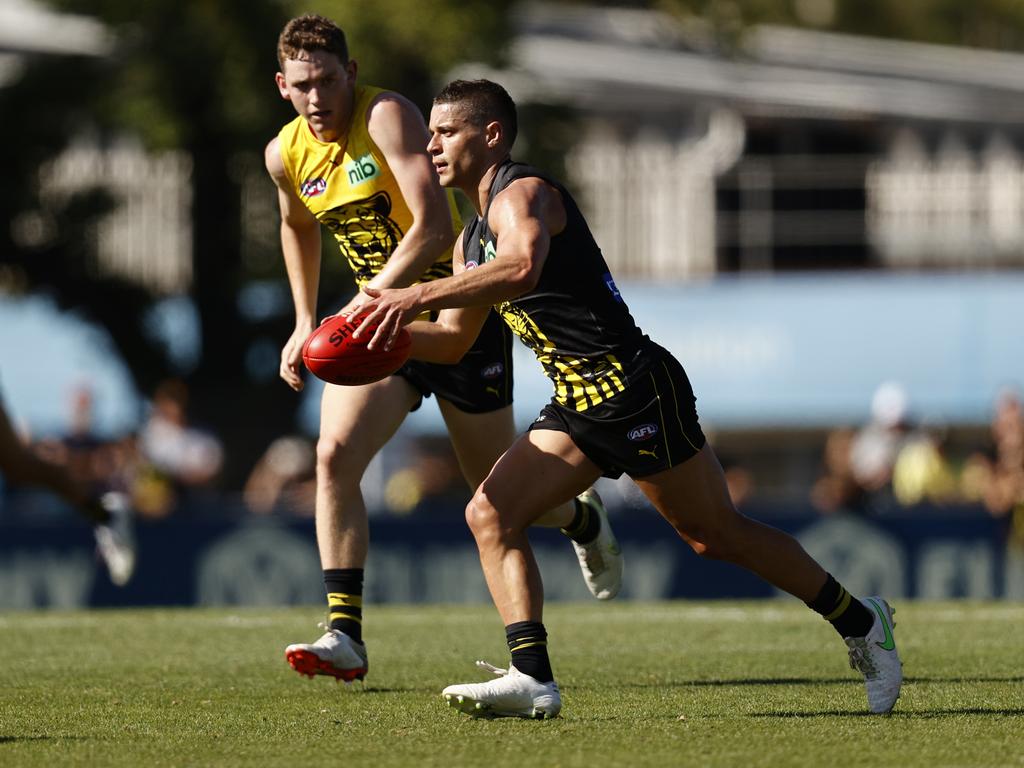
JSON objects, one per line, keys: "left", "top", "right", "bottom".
{"left": 335, "top": 92, "right": 457, "bottom": 318}
{"left": 265, "top": 135, "right": 322, "bottom": 393}
{"left": 356, "top": 175, "right": 565, "bottom": 350}
{"left": 404, "top": 234, "right": 491, "bottom": 364}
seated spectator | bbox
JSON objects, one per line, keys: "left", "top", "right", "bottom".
{"left": 891, "top": 421, "right": 958, "bottom": 507}
{"left": 850, "top": 382, "right": 912, "bottom": 493}
{"left": 811, "top": 426, "right": 869, "bottom": 514}
{"left": 244, "top": 435, "right": 316, "bottom": 516}
{"left": 964, "top": 388, "right": 1024, "bottom": 520}
{"left": 718, "top": 453, "right": 754, "bottom": 509}
{"left": 138, "top": 379, "right": 224, "bottom": 514}
{"left": 383, "top": 435, "right": 466, "bottom": 516}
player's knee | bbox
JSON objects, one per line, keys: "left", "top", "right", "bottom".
{"left": 464, "top": 489, "right": 503, "bottom": 543}
{"left": 681, "top": 507, "right": 748, "bottom": 562}
{"left": 315, "top": 435, "right": 361, "bottom": 484}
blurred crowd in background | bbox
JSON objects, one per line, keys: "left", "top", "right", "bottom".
{"left": 811, "top": 384, "right": 1024, "bottom": 524}
{"left": 4, "top": 376, "right": 1022, "bottom": 535}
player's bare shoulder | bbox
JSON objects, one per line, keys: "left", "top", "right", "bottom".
{"left": 365, "top": 90, "right": 430, "bottom": 150}
{"left": 264, "top": 136, "right": 287, "bottom": 185}
{"left": 265, "top": 134, "right": 316, "bottom": 225}
{"left": 489, "top": 176, "right": 566, "bottom": 236}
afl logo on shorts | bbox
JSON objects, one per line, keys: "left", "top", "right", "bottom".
{"left": 627, "top": 423, "right": 659, "bottom": 441}
{"left": 464, "top": 260, "right": 479, "bottom": 269}
{"left": 481, "top": 362, "right": 504, "bottom": 379}
{"left": 301, "top": 177, "right": 327, "bottom": 197}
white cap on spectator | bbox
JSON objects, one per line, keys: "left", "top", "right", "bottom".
{"left": 871, "top": 381, "right": 909, "bottom": 427}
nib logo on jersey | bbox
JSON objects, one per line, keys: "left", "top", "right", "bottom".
{"left": 345, "top": 153, "right": 380, "bottom": 186}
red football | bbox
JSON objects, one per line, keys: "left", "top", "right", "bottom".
{"left": 301, "top": 315, "right": 412, "bottom": 386}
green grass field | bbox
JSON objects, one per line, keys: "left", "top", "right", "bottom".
{"left": 1, "top": 601, "right": 1022, "bottom": 767}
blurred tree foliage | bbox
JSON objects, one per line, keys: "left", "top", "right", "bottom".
{"left": 299, "top": 0, "right": 511, "bottom": 108}
{"left": 0, "top": 53, "right": 171, "bottom": 401}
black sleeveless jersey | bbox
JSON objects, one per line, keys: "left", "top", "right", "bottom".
{"left": 462, "top": 160, "right": 659, "bottom": 412}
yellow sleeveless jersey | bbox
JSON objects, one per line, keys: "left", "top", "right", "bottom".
{"left": 277, "top": 85, "right": 460, "bottom": 288}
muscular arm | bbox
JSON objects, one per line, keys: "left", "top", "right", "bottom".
{"left": 358, "top": 177, "right": 565, "bottom": 349}
{"left": 362, "top": 93, "right": 456, "bottom": 291}
{"left": 405, "top": 236, "right": 490, "bottom": 364}
{"left": 265, "top": 136, "right": 322, "bottom": 391}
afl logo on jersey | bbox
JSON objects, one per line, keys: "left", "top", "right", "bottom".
{"left": 481, "top": 362, "right": 504, "bottom": 379}
{"left": 300, "top": 177, "right": 327, "bottom": 197}
{"left": 627, "top": 423, "right": 659, "bottom": 441}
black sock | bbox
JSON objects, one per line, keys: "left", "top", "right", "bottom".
{"left": 324, "top": 568, "right": 363, "bottom": 644}
{"left": 560, "top": 497, "right": 600, "bottom": 544}
{"left": 506, "top": 621, "right": 554, "bottom": 683}
{"left": 806, "top": 573, "right": 873, "bottom": 638}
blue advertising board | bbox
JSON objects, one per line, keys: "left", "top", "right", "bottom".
{"left": 1, "top": 507, "right": 1019, "bottom": 609}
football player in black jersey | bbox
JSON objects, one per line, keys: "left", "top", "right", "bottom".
{"left": 0, "top": 397, "right": 135, "bottom": 586}
{"left": 355, "top": 79, "right": 902, "bottom": 719}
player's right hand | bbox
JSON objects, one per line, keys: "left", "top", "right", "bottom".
{"left": 280, "top": 323, "right": 314, "bottom": 392}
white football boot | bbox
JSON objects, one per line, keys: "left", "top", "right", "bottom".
{"left": 93, "top": 492, "right": 136, "bottom": 587}
{"left": 285, "top": 627, "right": 368, "bottom": 682}
{"left": 569, "top": 489, "right": 623, "bottom": 600}
{"left": 442, "top": 661, "right": 561, "bottom": 719}
{"left": 845, "top": 597, "right": 903, "bottom": 714}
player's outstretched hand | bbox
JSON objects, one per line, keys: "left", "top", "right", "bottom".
{"left": 354, "top": 286, "right": 422, "bottom": 351}
{"left": 280, "top": 322, "right": 314, "bottom": 392}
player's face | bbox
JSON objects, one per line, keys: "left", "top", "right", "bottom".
{"left": 276, "top": 51, "right": 355, "bottom": 142}
{"left": 427, "top": 102, "right": 492, "bottom": 189}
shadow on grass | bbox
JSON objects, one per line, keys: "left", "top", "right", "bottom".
{"left": 907, "top": 675, "right": 1024, "bottom": 684}
{"left": 747, "top": 707, "right": 1024, "bottom": 719}
{"left": 607, "top": 674, "right": 1024, "bottom": 690}
{"left": 603, "top": 677, "right": 858, "bottom": 689}
{"left": 0, "top": 736, "right": 86, "bottom": 743}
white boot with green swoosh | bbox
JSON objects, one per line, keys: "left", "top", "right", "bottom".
{"left": 845, "top": 597, "right": 903, "bottom": 714}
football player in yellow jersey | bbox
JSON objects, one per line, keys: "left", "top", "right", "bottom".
{"left": 264, "top": 16, "right": 623, "bottom": 685}
{"left": 357, "top": 79, "right": 903, "bottom": 718}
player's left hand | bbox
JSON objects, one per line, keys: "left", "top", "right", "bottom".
{"left": 337, "top": 292, "right": 370, "bottom": 319}
{"left": 354, "top": 286, "right": 422, "bottom": 350}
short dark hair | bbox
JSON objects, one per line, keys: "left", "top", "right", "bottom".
{"left": 434, "top": 79, "right": 518, "bottom": 148}
{"left": 277, "top": 14, "right": 348, "bottom": 70}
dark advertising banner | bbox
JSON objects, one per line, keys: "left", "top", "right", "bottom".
{"left": 1, "top": 508, "right": 1020, "bottom": 609}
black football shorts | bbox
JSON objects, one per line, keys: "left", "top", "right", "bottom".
{"left": 528, "top": 348, "right": 706, "bottom": 478}
{"left": 398, "top": 310, "right": 514, "bottom": 414}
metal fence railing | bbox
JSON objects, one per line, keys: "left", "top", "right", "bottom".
{"left": 36, "top": 137, "right": 1024, "bottom": 293}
